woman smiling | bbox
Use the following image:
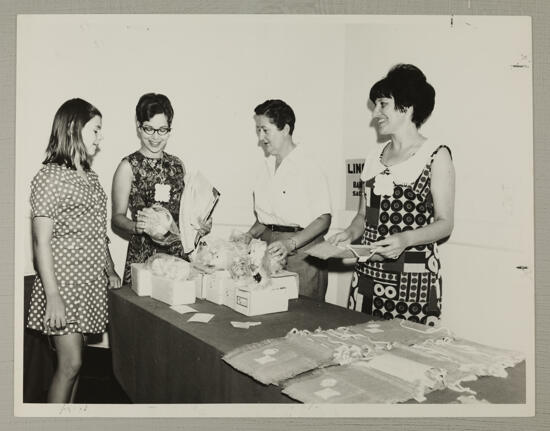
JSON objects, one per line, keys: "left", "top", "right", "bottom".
{"left": 111, "top": 93, "right": 210, "bottom": 284}
{"left": 328, "top": 64, "right": 455, "bottom": 326}
{"left": 243, "top": 99, "right": 332, "bottom": 301}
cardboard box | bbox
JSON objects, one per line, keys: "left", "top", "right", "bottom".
{"left": 151, "top": 274, "right": 196, "bottom": 306}
{"left": 233, "top": 285, "right": 289, "bottom": 316}
{"left": 270, "top": 270, "right": 299, "bottom": 299}
{"left": 130, "top": 263, "right": 153, "bottom": 296}
{"left": 204, "top": 270, "right": 233, "bottom": 305}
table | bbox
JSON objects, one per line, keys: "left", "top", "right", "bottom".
{"left": 108, "top": 286, "right": 525, "bottom": 404}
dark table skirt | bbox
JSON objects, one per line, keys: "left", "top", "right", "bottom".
{"left": 108, "top": 285, "right": 525, "bottom": 404}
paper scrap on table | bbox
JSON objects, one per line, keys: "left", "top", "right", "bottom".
{"left": 231, "top": 321, "right": 262, "bottom": 329}
{"left": 170, "top": 304, "right": 197, "bottom": 314}
{"left": 187, "top": 313, "right": 214, "bottom": 323}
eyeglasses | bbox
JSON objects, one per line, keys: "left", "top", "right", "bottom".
{"left": 140, "top": 125, "right": 172, "bottom": 136}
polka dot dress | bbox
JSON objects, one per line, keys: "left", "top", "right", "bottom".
{"left": 27, "top": 163, "right": 109, "bottom": 335}
{"left": 349, "top": 145, "right": 451, "bottom": 326}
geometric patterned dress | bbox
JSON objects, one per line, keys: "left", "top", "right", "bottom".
{"left": 122, "top": 151, "right": 186, "bottom": 284}
{"left": 349, "top": 142, "right": 451, "bottom": 326}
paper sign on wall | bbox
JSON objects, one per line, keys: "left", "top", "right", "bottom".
{"left": 345, "top": 158, "right": 365, "bottom": 211}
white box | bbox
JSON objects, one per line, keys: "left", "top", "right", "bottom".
{"left": 233, "top": 285, "right": 289, "bottom": 316}
{"left": 193, "top": 273, "right": 206, "bottom": 299}
{"left": 150, "top": 274, "right": 196, "bottom": 306}
{"left": 270, "top": 270, "right": 299, "bottom": 299}
{"left": 222, "top": 278, "right": 237, "bottom": 308}
{"left": 130, "top": 263, "right": 152, "bottom": 296}
{"left": 204, "top": 270, "right": 232, "bottom": 305}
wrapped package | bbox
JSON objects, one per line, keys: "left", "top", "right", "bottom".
{"left": 147, "top": 253, "right": 191, "bottom": 280}
{"left": 193, "top": 234, "right": 294, "bottom": 309}
{"left": 144, "top": 253, "right": 196, "bottom": 305}
{"left": 193, "top": 237, "right": 239, "bottom": 271}
{"left": 141, "top": 204, "right": 181, "bottom": 246}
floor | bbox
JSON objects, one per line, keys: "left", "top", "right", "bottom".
{"left": 74, "top": 346, "right": 132, "bottom": 404}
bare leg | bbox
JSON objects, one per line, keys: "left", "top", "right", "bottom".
{"left": 68, "top": 334, "right": 87, "bottom": 403}
{"left": 47, "top": 333, "right": 85, "bottom": 403}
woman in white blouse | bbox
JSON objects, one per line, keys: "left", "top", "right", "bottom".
{"left": 244, "top": 99, "right": 332, "bottom": 301}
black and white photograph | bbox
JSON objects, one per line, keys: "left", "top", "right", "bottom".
{"left": 13, "top": 13, "right": 534, "bottom": 417}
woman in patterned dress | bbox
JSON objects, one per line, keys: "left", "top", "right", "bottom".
{"left": 112, "top": 93, "right": 210, "bottom": 284}
{"left": 328, "top": 64, "right": 455, "bottom": 326}
{"left": 27, "top": 98, "right": 121, "bottom": 403}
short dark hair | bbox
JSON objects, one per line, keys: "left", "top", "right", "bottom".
{"left": 43, "top": 98, "right": 102, "bottom": 171}
{"left": 254, "top": 99, "right": 296, "bottom": 135}
{"left": 369, "top": 64, "right": 435, "bottom": 128}
{"left": 136, "top": 93, "right": 174, "bottom": 126}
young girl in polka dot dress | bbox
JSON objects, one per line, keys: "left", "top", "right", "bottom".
{"left": 328, "top": 64, "right": 455, "bottom": 326}
{"left": 27, "top": 98, "right": 121, "bottom": 403}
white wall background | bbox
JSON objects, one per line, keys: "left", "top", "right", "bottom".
{"left": 16, "top": 15, "right": 533, "bottom": 355}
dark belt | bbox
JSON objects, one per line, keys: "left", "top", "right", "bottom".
{"left": 264, "top": 224, "right": 303, "bottom": 233}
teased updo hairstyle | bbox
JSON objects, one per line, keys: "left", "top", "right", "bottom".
{"left": 254, "top": 99, "right": 296, "bottom": 135}
{"left": 43, "top": 98, "right": 101, "bottom": 171}
{"left": 369, "top": 64, "right": 435, "bottom": 128}
{"left": 136, "top": 93, "right": 174, "bottom": 126}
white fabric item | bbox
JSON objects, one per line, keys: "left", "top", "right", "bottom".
{"left": 179, "top": 170, "right": 219, "bottom": 253}
{"left": 253, "top": 144, "right": 332, "bottom": 228}
{"left": 365, "top": 352, "right": 441, "bottom": 386}
{"left": 360, "top": 139, "right": 443, "bottom": 187}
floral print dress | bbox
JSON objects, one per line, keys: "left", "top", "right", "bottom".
{"left": 349, "top": 141, "right": 451, "bottom": 327}
{"left": 122, "top": 151, "right": 186, "bottom": 284}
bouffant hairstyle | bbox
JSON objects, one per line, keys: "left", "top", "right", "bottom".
{"left": 369, "top": 64, "right": 435, "bottom": 128}
{"left": 254, "top": 99, "right": 296, "bottom": 135}
{"left": 43, "top": 98, "right": 102, "bottom": 171}
{"left": 135, "top": 93, "right": 174, "bottom": 126}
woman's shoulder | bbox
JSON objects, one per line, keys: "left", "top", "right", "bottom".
{"left": 164, "top": 151, "right": 184, "bottom": 163}
{"left": 163, "top": 152, "right": 186, "bottom": 170}
{"left": 33, "top": 162, "right": 67, "bottom": 180}
{"left": 429, "top": 143, "right": 452, "bottom": 160}
{"left": 122, "top": 150, "right": 142, "bottom": 163}
{"left": 31, "top": 163, "right": 71, "bottom": 192}
{"left": 290, "top": 144, "right": 322, "bottom": 168}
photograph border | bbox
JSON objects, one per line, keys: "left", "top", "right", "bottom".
{"left": 2, "top": 1, "right": 549, "bottom": 430}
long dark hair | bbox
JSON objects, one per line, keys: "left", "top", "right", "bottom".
{"left": 43, "top": 98, "right": 102, "bottom": 170}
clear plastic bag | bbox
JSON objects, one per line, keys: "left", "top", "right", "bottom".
{"left": 142, "top": 204, "right": 181, "bottom": 246}
{"left": 145, "top": 253, "right": 191, "bottom": 281}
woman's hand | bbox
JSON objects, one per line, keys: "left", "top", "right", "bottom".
{"left": 106, "top": 267, "right": 122, "bottom": 289}
{"left": 268, "top": 239, "right": 295, "bottom": 261}
{"left": 136, "top": 209, "right": 154, "bottom": 235}
{"left": 370, "top": 233, "right": 410, "bottom": 260}
{"left": 327, "top": 230, "right": 352, "bottom": 247}
{"left": 44, "top": 292, "right": 66, "bottom": 330}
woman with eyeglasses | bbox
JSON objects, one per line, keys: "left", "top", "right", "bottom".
{"left": 112, "top": 93, "right": 210, "bottom": 284}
